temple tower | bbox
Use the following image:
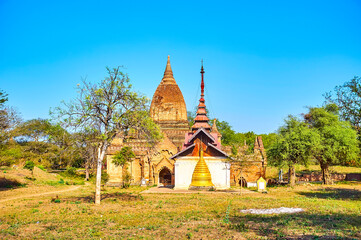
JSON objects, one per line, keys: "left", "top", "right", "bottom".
{"left": 150, "top": 56, "right": 189, "bottom": 148}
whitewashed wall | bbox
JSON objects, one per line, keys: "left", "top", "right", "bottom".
{"left": 174, "top": 157, "right": 230, "bottom": 190}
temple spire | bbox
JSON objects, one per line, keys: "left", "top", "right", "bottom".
{"left": 191, "top": 61, "right": 211, "bottom": 132}
{"left": 201, "top": 59, "right": 205, "bottom": 97}
{"left": 161, "top": 55, "right": 176, "bottom": 84}
{"left": 211, "top": 118, "right": 222, "bottom": 143}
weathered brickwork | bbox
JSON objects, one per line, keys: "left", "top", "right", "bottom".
{"left": 107, "top": 56, "right": 188, "bottom": 186}
{"left": 106, "top": 57, "right": 267, "bottom": 187}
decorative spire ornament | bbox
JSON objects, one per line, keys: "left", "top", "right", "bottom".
{"left": 191, "top": 60, "right": 212, "bottom": 132}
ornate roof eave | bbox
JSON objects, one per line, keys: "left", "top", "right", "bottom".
{"left": 188, "top": 127, "right": 215, "bottom": 143}
{"left": 207, "top": 142, "right": 229, "bottom": 157}
{"left": 170, "top": 143, "right": 195, "bottom": 159}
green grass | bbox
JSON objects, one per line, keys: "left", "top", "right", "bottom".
{"left": 266, "top": 164, "right": 361, "bottom": 179}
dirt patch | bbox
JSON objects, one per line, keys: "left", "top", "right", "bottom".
{"left": 0, "top": 185, "right": 81, "bottom": 203}
{"left": 64, "top": 192, "right": 143, "bottom": 203}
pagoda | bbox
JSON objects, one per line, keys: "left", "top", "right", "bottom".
{"left": 171, "top": 62, "right": 230, "bottom": 190}
{"left": 107, "top": 56, "right": 189, "bottom": 186}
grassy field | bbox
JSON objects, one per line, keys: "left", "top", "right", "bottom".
{"left": 0, "top": 168, "right": 361, "bottom": 239}
{"left": 266, "top": 164, "right": 361, "bottom": 179}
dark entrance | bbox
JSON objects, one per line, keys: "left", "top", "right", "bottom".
{"left": 159, "top": 168, "right": 172, "bottom": 186}
{"left": 239, "top": 177, "right": 247, "bottom": 188}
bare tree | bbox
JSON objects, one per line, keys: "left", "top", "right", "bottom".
{"left": 53, "top": 67, "right": 161, "bottom": 204}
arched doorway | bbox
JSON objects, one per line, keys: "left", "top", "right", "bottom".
{"left": 239, "top": 177, "right": 247, "bottom": 188}
{"left": 159, "top": 167, "right": 172, "bottom": 187}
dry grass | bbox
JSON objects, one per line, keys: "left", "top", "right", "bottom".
{"left": 0, "top": 167, "right": 360, "bottom": 239}
{"left": 0, "top": 182, "right": 360, "bottom": 239}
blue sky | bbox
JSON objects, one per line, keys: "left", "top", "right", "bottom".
{"left": 1, "top": 0, "right": 360, "bottom": 134}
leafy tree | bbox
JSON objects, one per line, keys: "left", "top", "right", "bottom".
{"left": 53, "top": 66, "right": 161, "bottom": 204}
{"left": 215, "top": 120, "right": 236, "bottom": 145}
{"left": 267, "top": 116, "right": 317, "bottom": 186}
{"left": 0, "top": 89, "right": 8, "bottom": 106}
{"left": 112, "top": 146, "right": 135, "bottom": 188}
{"left": 304, "top": 105, "right": 359, "bottom": 184}
{"left": 15, "top": 119, "right": 53, "bottom": 142}
{"left": 0, "top": 143, "right": 23, "bottom": 166}
{"left": 24, "top": 160, "right": 35, "bottom": 173}
{"left": 325, "top": 76, "right": 361, "bottom": 132}
{"left": 0, "top": 90, "right": 21, "bottom": 144}
{"left": 260, "top": 133, "right": 278, "bottom": 150}
{"left": 13, "top": 119, "right": 79, "bottom": 168}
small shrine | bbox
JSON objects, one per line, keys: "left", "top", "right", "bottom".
{"left": 171, "top": 64, "right": 230, "bottom": 190}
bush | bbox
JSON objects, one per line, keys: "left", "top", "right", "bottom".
{"left": 0, "top": 157, "right": 15, "bottom": 167}
{"left": 0, "top": 146, "right": 23, "bottom": 167}
{"left": 65, "top": 167, "right": 77, "bottom": 176}
{"left": 122, "top": 172, "right": 131, "bottom": 188}
{"left": 24, "top": 161, "right": 35, "bottom": 171}
{"left": 37, "top": 165, "right": 46, "bottom": 171}
{"left": 90, "top": 171, "right": 109, "bottom": 185}
{"left": 102, "top": 172, "right": 109, "bottom": 184}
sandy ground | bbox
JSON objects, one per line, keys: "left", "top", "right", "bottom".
{"left": 0, "top": 185, "right": 82, "bottom": 203}
{"left": 141, "top": 186, "right": 256, "bottom": 194}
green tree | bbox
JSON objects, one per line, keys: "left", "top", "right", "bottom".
{"left": 13, "top": 119, "right": 78, "bottom": 168}
{"left": 267, "top": 116, "right": 317, "bottom": 186}
{"left": 53, "top": 67, "right": 161, "bottom": 204}
{"left": 325, "top": 76, "right": 361, "bottom": 132}
{"left": 24, "top": 160, "right": 35, "bottom": 174}
{"left": 112, "top": 146, "right": 135, "bottom": 188}
{"left": 215, "top": 120, "right": 236, "bottom": 145}
{"left": 304, "top": 105, "right": 359, "bottom": 184}
{"left": 0, "top": 89, "right": 8, "bottom": 106}
{"left": 15, "top": 119, "right": 52, "bottom": 142}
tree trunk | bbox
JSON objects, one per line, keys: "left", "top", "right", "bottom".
{"left": 288, "top": 165, "right": 296, "bottom": 186}
{"left": 321, "top": 162, "right": 332, "bottom": 184}
{"left": 85, "top": 160, "right": 89, "bottom": 181}
{"left": 95, "top": 144, "right": 107, "bottom": 205}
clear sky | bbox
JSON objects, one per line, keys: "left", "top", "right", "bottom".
{"left": 1, "top": 0, "right": 361, "bottom": 134}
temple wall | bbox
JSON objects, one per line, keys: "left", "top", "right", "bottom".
{"left": 207, "top": 158, "right": 231, "bottom": 189}
{"left": 129, "top": 160, "right": 142, "bottom": 184}
{"left": 174, "top": 158, "right": 197, "bottom": 189}
{"left": 106, "top": 155, "right": 122, "bottom": 184}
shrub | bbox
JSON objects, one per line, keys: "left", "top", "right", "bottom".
{"left": 0, "top": 157, "right": 15, "bottom": 167}
{"left": 122, "top": 172, "right": 131, "bottom": 189}
{"left": 65, "top": 167, "right": 77, "bottom": 176}
{"left": 24, "top": 161, "right": 35, "bottom": 172}
{"left": 37, "top": 165, "right": 46, "bottom": 171}
{"left": 101, "top": 172, "right": 109, "bottom": 184}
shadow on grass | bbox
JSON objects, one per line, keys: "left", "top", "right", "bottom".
{"left": 297, "top": 187, "right": 361, "bottom": 201}
{"left": 231, "top": 212, "right": 361, "bottom": 239}
{"left": 0, "top": 177, "right": 25, "bottom": 191}
{"left": 64, "top": 192, "right": 143, "bottom": 203}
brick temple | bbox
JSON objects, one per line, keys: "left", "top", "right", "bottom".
{"left": 106, "top": 56, "right": 266, "bottom": 188}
